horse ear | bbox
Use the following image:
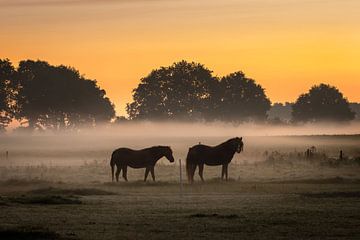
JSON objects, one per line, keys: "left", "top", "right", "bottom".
{"left": 240, "top": 137, "right": 242, "bottom": 140}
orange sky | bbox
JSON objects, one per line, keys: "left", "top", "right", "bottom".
{"left": 1, "top": 0, "right": 359, "bottom": 115}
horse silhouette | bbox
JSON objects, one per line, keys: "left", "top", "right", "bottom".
{"left": 110, "top": 146, "right": 175, "bottom": 182}
{"left": 186, "top": 137, "right": 244, "bottom": 183}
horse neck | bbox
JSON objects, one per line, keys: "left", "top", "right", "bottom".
{"left": 150, "top": 147, "right": 166, "bottom": 161}
{"left": 217, "top": 141, "right": 236, "bottom": 155}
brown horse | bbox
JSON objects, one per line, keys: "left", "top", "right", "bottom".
{"left": 186, "top": 137, "right": 244, "bottom": 183}
{"left": 110, "top": 146, "right": 175, "bottom": 182}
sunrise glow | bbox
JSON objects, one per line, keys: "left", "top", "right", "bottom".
{"left": 1, "top": 0, "right": 359, "bottom": 115}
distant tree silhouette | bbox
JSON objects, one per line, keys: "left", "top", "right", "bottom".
{"left": 127, "top": 60, "right": 218, "bottom": 120}
{"left": 15, "top": 60, "right": 115, "bottom": 130}
{"left": 292, "top": 84, "right": 355, "bottom": 122}
{"left": 218, "top": 72, "right": 271, "bottom": 122}
{"left": 268, "top": 102, "right": 293, "bottom": 122}
{"left": 349, "top": 103, "right": 360, "bottom": 120}
{"left": 0, "top": 59, "right": 16, "bottom": 131}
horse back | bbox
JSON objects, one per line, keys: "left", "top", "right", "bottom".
{"left": 187, "top": 144, "right": 234, "bottom": 166}
{"left": 112, "top": 148, "right": 144, "bottom": 162}
{"left": 111, "top": 147, "right": 157, "bottom": 168}
{"left": 112, "top": 148, "right": 135, "bottom": 158}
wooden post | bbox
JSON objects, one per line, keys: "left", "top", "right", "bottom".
{"left": 179, "top": 159, "right": 183, "bottom": 196}
{"left": 6, "top": 151, "right": 8, "bottom": 160}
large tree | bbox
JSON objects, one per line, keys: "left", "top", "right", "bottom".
{"left": 218, "top": 71, "right": 271, "bottom": 122}
{"left": 127, "top": 60, "right": 218, "bottom": 120}
{"left": 292, "top": 83, "right": 355, "bottom": 122}
{"left": 15, "top": 60, "right": 115, "bottom": 130}
{"left": 0, "top": 59, "right": 16, "bottom": 131}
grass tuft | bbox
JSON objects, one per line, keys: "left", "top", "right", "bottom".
{"left": 189, "top": 213, "right": 239, "bottom": 219}
{"left": 29, "top": 187, "right": 115, "bottom": 196}
{"left": 301, "top": 191, "right": 360, "bottom": 198}
{"left": 0, "top": 178, "right": 51, "bottom": 186}
{"left": 8, "top": 195, "right": 81, "bottom": 205}
{"left": 271, "top": 177, "right": 360, "bottom": 184}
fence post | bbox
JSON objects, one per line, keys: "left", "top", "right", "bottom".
{"left": 339, "top": 150, "right": 343, "bottom": 160}
{"left": 179, "top": 159, "right": 183, "bottom": 196}
{"left": 6, "top": 151, "right": 8, "bottom": 161}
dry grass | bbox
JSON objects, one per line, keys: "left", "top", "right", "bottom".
{"left": 301, "top": 191, "right": 360, "bottom": 198}
{"left": 7, "top": 195, "right": 81, "bottom": 205}
{"left": 189, "top": 213, "right": 239, "bottom": 219}
{"left": 29, "top": 187, "right": 116, "bottom": 196}
{"left": 0, "top": 226, "right": 65, "bottom": 240}
{"left": 0, "top": 179, "right": 359, "bottom": 239}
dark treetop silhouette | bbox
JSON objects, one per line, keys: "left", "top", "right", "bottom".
{"left": 292, "top": 83, "right": 355, "bottom": 122}
{"left": 15, "top": 60, "right": 115, "bottom": 130}
{"left": 0, "top": 59, "right": 115, "bottom": 132}
{"left": 218, "top": 72, "right": 271, "bottom": 122}
{"left": 186, "top": 137, "right": 244, "bottom": 183}
{"left": 127, "top": 60, "right": 218, "bottom": 121}
{"left": 126, "top": 60, "right": 271, "bottom": 122}
{"left": 110, "top": 146, "right": 175, "bottom": 182}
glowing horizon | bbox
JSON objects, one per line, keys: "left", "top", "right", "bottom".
{"left": 1, "top": 0, "right": 359, "bottom": 115}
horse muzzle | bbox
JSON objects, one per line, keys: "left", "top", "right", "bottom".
{"left": 237, "top": 145, "right": 243, "bottom": 153}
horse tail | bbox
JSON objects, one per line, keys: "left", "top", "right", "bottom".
{"left": 110, "top": 152, "right": 116, "bottom": 182}
{"left": 186, "top": 148, "right": 195, "bottom": 183}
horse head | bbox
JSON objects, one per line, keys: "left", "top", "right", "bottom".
{"left": 163, "top": 146, "right": 175, "bottom": 163}
{"left": 232, "top": 137, "right": 244, "bottom": 153}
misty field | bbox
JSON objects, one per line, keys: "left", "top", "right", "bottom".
{"left": 0, "top": 131, "right": 360, "bottom": 239}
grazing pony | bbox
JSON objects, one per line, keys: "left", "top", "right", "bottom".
{"left": 186, "top": 137, "right": 244, "bottom": 183}
{"left": 110, "top": 146, "right": 175, "bottom": 182}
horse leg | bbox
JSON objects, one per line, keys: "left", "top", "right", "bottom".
{"left": 221, "top": 164, "right": 226, "bottom": 180}
{"left": 187, "top": 165, "right": 191, "bottom": 183}
{"left": 122, "top": 166, "right": 128, "bottom": 182}
{"left": 187, "top": 164, "right": 192, "bottom": 184}
{"left": 115, "top": 165, "right": 121, "bottom": 182}
{"left": 198, "top": 164, "right": 204, "bottom": 182}
{"left": 191, "top": 164, "right": 196, "bottom": 183}
{"left": 150, "top": 167, "right": 156, "bottom": 182}
{"left": 225, "top": 164, "right": 229, "bottom": 181}
{"left": 144, "top": 167, "right": 150, "bottom": 182}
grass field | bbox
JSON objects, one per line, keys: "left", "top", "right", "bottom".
{"left": 0, "top": 134, "right": 359, "bottom": 239}
{"left": 0, "top": 165, "right": 360, "bottom": 240}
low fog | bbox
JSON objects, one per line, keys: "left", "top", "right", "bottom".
{"left": 1, "top": 121, "right": 359, "bottom": 167}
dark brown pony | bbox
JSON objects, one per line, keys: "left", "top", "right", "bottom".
{"left": 186, "top": 137, "right": 244, "bottom": 183}
{"left": 110, "top": 146, "right": 175, "bottom": 182}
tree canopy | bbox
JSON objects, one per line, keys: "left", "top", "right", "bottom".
{"left": 292, "top": 84, "right": 355, "bottom": 122}
{"left": 218, "top": 72, "right": 271, "bottom": 122}
{"left": 127, "top": 61, "right": 218, "bottom": 121}
{"left": 15, "top": 60, "right": 115, "bottom": 130}
{"left": 127, "top": 61, "right": 271, "bottom": 122}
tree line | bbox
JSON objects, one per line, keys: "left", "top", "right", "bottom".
{"left": 0, "top": 59, "right": 115, "bottom": 132}
{"left": 126, "top": 61, "right": 271, "bottom": 122}
{"left": 126, "top": 61, "right": 355, "bottom": 123}
{"left": 0, "top": 59, "right": 356, "bottom": 132}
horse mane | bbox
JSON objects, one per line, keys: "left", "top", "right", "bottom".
{"left": 217, "top": 138, "right": 238, "bottom": 148}
{"left": 144, "top": 146, "right": 170, "bottom": 151}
